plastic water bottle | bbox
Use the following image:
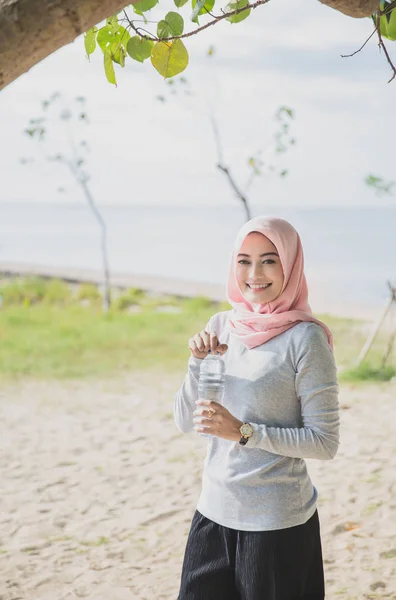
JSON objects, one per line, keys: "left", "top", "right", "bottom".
{"left": 197, "top": 351, "right": 226, "bottom": 437}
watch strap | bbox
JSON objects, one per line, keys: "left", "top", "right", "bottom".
{"left": 238, "top": 422, "right": 253, "bottom": 445}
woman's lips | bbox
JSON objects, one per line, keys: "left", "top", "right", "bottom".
{"left": 247, "top": 283, "right": 272, "bottom": 291}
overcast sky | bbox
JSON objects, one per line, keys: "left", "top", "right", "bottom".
{"left": 1, "top": 0, "right": 395, "bottom": 208}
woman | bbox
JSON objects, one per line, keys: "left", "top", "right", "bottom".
{"left": 174, "top": 216, "right": 340, "bottom": 600}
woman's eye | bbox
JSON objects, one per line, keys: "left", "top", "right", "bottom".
{"left": 237, "top": 259, "right": 276, "bottom": 265}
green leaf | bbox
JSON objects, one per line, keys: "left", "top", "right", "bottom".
{"left": 166, "top": 11, "right": 184, "bottom": 35}
{"left": 104, "top": 50, "right": 117, "bottom": 85}
{"left": 110, "top": 41, "right": 126, "bottom": 66}
{"left": 380, "top": 1, "right": 396, "bottom": 40}
{"left": 126, "top": 36, "right": 154, "bottom": 62}
{"left": 133, "top": 0, "right": 158, "bottom": 15}
{"left": 118, "top": 27, "right": 131, "bottom": 46}
{"left": 157, "top": 20, "right": 172, "bottom": 38}
{"left": 158, "top": 12, "right": 184, "bottom": 38}
{"left": 97, "top": 26, "right": 130, "bottom": 53}
{"left": 84, "top": 27, "right": 98, "bottom": 59}
{"left": 97, "top": 26, "right": 116, "bottom": 51}
{"left": 151, "top": 39, "right": 189, "bottom": 78}
{"left": 106, "top": 15, "right": 120, "bottom": 32}
{"left": 387, "top": 18, "right": 396, "bottom": 41}
{"left": 191, "top": 0, "right": 215, "bottom": 23}
{"left": 225, "top": 0, "right": 251, "bottom": 24}
{"left": 174, "top": 0, "right": 188, "bottom": 6}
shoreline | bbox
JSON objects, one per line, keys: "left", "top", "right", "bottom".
{"left": 0, "top": 261, "right": 381, "bottom": 322}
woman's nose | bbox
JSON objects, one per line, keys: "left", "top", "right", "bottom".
{"left": 249, "top": 263, "right": 263, "bottom": 278}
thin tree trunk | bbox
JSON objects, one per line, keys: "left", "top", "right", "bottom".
{"left": 217, "top": 165, "right": 252, "bottom": 222}
{"left": 79, "top": 178, "right": 112, "bottom": 313}
{"left": 381, "top": 319, "right": 396, "bottom": 368}
{"left": 0, "top": 0, "right": 138, "bottom": 91}
{"left": 355, "top": 296, "right": 393, "bottom": 367}
{"left": 209, "top": 114, "right": 252, "bottom": 222}
{"left": 356, "top": 281, "right": 396, "bottom": 367}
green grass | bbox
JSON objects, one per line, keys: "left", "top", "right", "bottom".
{"left": 0, "top": 303, "right": 215, "bottom": 380}
{"left": 0, "top": 277, "right": 394, "bottom": 382}
{"left": 318, "top": 313, "right": 396, "bottom": 382}
{"left": 340, "top": 363, "right": 396, "bottom": 382}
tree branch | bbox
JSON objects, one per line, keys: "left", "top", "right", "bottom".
{"left": 209, "top": 113, "right": 224, "bottom": 167}
{"left": 340, "top": 27, "right": 377, "bottom": 58}
{"left": 217, "top": 165, "right": 252, "bottom": 221}
{"left": 218, "top": 164, "right": 252, "bottom": 221}
{"left": 207, "top": 112, "right": 252, "bottom": 221}
{"left": 341, "top": 13, "right": 396, "bottom": 83}
{"left": 124, "top": 0, "right": 271, "bottom": 43}
{"left": 375, "top": 13, "right": 396, "bottom": 83}
{"left": 0, "top": 0, "right": 140, "bottom": 91}
{"left": 318, "top": 0, "right": 378, "bottom": 18}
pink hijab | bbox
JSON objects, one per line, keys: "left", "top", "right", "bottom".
{"left": 226, "top": 216, "right": 333, "bottom": 351}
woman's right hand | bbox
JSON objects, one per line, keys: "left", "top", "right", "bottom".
{"left": 188, "top": 330, "right": 228, "bottom": 359}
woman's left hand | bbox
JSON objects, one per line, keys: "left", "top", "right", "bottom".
{"left": 193, "top": 400, "right": 243, "bottom": 442}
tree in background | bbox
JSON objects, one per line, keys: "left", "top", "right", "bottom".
{"left": 159, "top": 63, "right": 295, "bottom": 221}
{"left": 1, "top": 0, "right": 396, "bottom": 91}
{"left": 22, "top": 94, "right": 112, "bottom": 313}
{"left": 212, "top": 105, "right": 295, "bottom": 221}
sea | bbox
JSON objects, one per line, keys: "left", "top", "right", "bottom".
{"left": 1, "top": 202, "right": 395, "bottom": 316}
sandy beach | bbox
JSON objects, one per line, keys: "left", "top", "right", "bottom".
{"left": 1, "top": 372, "right": 396, "bottom": 600}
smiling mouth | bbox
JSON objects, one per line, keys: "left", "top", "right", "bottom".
{"left": 247, "top": 283, "right": 272, "bottom": 291}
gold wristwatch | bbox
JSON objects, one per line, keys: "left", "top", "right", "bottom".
{"left": 239, "top": 422, "right": 254, "bottom": 446}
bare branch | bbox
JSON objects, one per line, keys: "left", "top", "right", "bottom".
{"left": 207, "top": 111, "right": 252, "bottom": 221}
{"left": 340, "top": 11, "right": 396, "bottom": 83}
{"left": 209, "top": 113, "right": 224, "bottom": 167}
{"left": 124, "top": 0, "right": 271, "bottom": 43}
{"left": 375, "top": 13, "right": 396, "bottom": 83}
{"left": 244, "top": 168, "right": 257, "bottom": 193}
{"left": 217, "top": 165, "right": 252, "bottom": 221}
{"left": 340, "top": 27, "right": 377, "bottom": 58}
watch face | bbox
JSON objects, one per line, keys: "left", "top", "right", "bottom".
{"left": 241, "top": 424, "right": 253, "bottom": 436}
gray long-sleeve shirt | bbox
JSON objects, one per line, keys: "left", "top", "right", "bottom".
{"left": 174, "top": 310, "right": 340, "bottom": 531}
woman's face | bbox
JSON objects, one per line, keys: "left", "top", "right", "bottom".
{"left": 236, "top": 232, "right": 284, "bottom": 304}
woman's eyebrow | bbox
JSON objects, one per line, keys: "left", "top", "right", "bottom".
{"left": 237, "top": 252, "right": 279, "bottom": 258}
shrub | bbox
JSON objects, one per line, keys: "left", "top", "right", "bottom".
{"left": 1, "top": 276, "right": 47, "bottom": 306}
{"left": 114, "top": 288, "right": 146, "bottom": 311}
{"left": 182, "top": 296, "right": 215, "bottom": 313}
{"left": 142, "top": 294, "right": 180, "bottom": 310}
{"left": 76, "top": 283, "right": 101, "bottom": 303}
{"left": 43, "top": 279, "right": 73, "bottom": 305}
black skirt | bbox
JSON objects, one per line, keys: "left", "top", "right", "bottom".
{"left": 177, "top": 509, "right": 325, "bottom": 600}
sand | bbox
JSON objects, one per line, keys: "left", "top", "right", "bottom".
{"left": 1, "top": 373, "right": 395, "bottom": 600}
